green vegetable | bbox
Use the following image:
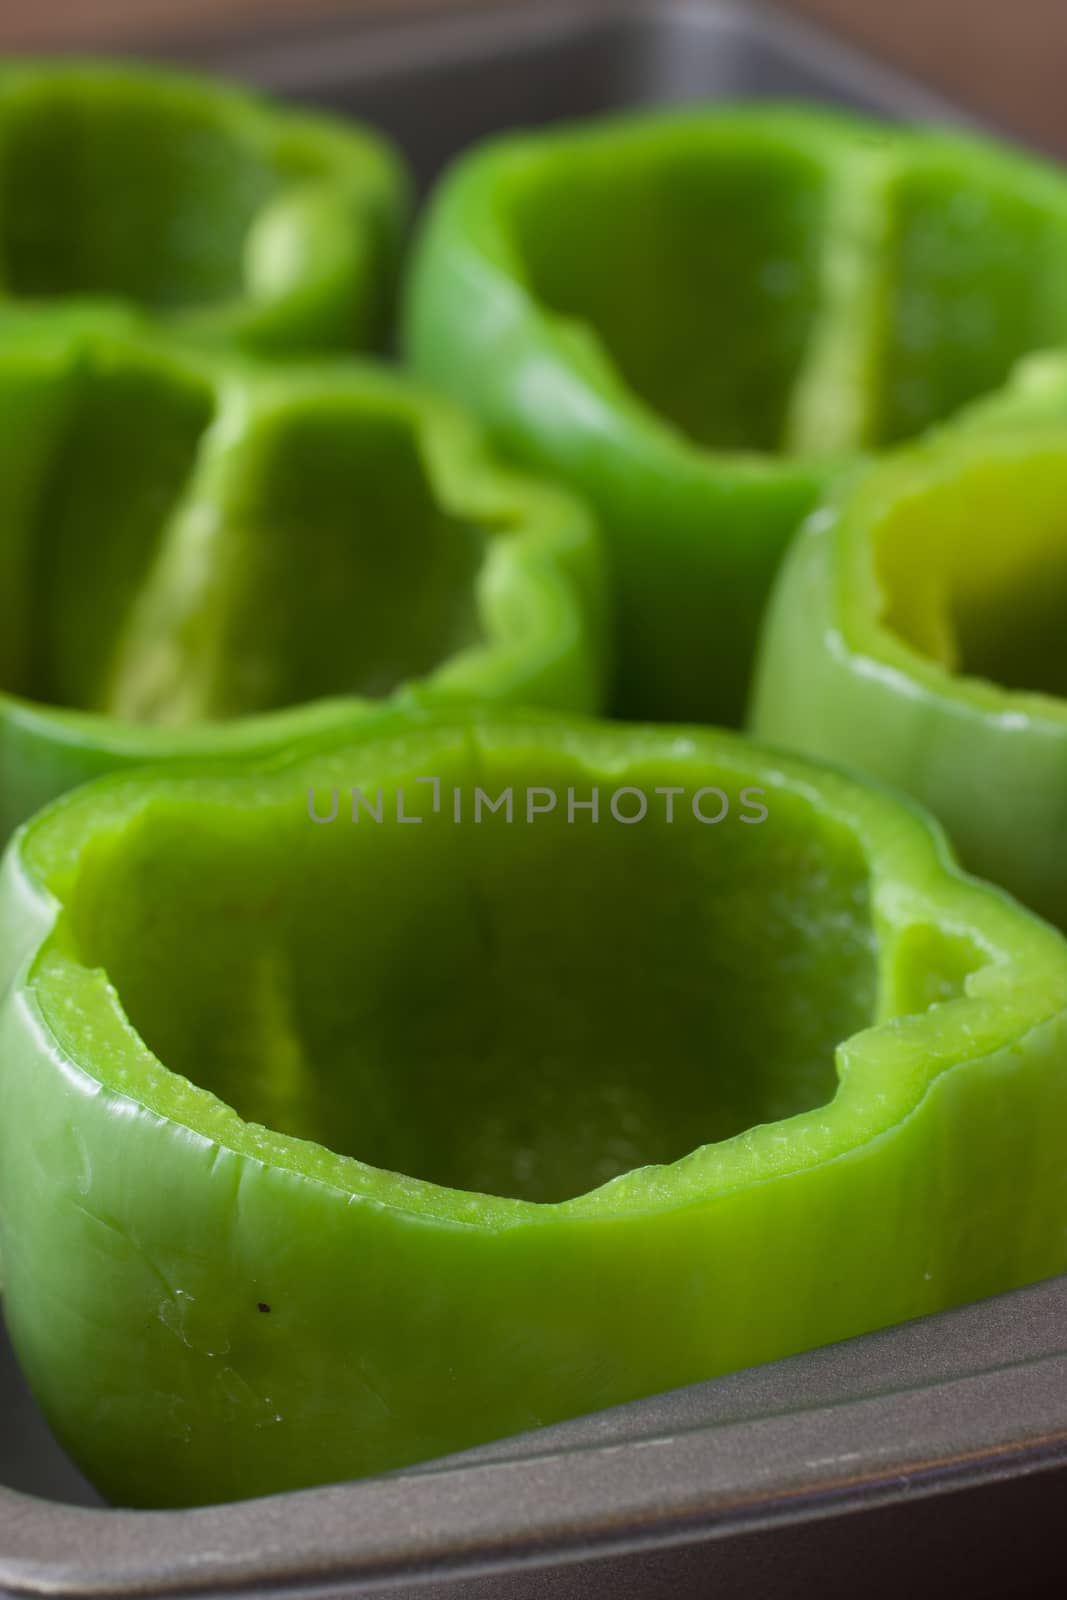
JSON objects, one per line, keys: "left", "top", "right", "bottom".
{"left": 3, "top": 706, "right": 1066, "bottom": 1506}
{"left": 0, "top": 60, "right": 409, "bottom": 353}
{"left": 750, "top": 349, "right": 1067, "bottom": 929}
{"left": 405, "top": 105, "right": 1067, "bottom": 724}
{"left": 0, "top": 315, "right": 608, "bottom": 837}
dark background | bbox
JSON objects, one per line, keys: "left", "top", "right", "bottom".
{"left": 0, "top": 0, "right": 1064, "bottom": 156}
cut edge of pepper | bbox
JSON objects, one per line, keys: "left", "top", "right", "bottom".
{"left": 5, "top": 705, "right": 1065, "bottom": 1230}
{"left": 835, "top": 420, "right": 1067, "bottom": 727}
{"left": 0, "top": 317, "right": 608, "bottom": 761}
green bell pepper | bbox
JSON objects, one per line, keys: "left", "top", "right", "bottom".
{"left": 750, "top": 350, "right": 1067, "bottom": 928}
{"left": 0, "top": 314, "right": 608, "bottom": 837}
{"left": 405, "top": 105, "right": 1067, "bottom": 724}
{"left": 0, "top": 60, "right": 409, "bottom": 353}
{"left": 3, "top": 705, "right": 1067, "bottom": 1506}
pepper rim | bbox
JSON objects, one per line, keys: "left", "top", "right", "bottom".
{"left": 833, "top": 420, "right": 1067, "bottom": 729}
{"left": 0, "top": 320, "right": 607, "bottom": 756}
{"left": 0, "top": 58, "right": 407, "bottom": 344}
{"left": 409, "top": 101, "right": 1067, "bottom": 482}
{"left": 6, "top": 705, "right": 1065, "bottom": 1229}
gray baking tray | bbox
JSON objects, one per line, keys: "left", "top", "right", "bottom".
{"left": 2, "top": 1275, "right": 1067, "bottom": 1597}
{"left": 175, "top": 0, "right": 980, "bottom": 190}
{"left": 0, "top": 1, "right": 1061, "bottom": 1595}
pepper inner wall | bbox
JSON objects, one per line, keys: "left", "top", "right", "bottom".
{"left": 0, "top": 74, "right": 274, "bottom": 308}
{"left": 0, "top": 354, "right": 487, "bottom": 721}
{"left": 65, "top": 752, "right": 881, "bottom": 1203}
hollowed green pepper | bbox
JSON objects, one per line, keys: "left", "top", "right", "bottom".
{"left": 0, "top": 315, "right": 607, "bottom": 836}
{"left": 0, "top": 60, "right": 409, "bottom": 353}
{"left": 3, "top": 706, "right": 1067, "bottom": 1506}
{"left": 405, "top": 105, "right": 1067, "bottom": 724}
{"left": 750, "top": 349, "right": 1067, "bottom": 929}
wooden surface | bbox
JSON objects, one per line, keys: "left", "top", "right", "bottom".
{"left": 0, "top": 0, "right": 1064, "bottom": 154}
{"left": 789, "top": 0, "right": 1067, "bottom": 153}
{"left": 0, "top": 0, "right": 436, "bottom": 48}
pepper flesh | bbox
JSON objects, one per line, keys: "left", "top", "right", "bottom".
{"left": 2, "top": 707, "right": 1067, "bottom": 1506}
{"left": 0, "top": 60, "right": 409, "bottom": 353}
{"left": 405, "top": 105, "right": 1067, "bottom": 724}
{"left": 750, "top": 351, "right": 1067, "bottom": 929}
{"left": 0, "top": 315, "right": 609, "bottom": 837}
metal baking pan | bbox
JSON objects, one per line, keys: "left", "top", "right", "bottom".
{"left": 2, "top": 1275, "right": 1067, "bottom": 1597}
{"left": 0, "top": 1, "right": 1058, "bottom": 1595}
{"left": 173, "top": 0, "right": 982, "bottom": 191}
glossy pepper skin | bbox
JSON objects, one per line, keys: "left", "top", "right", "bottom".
{"left": 3, "top": 707, "right": 1067, "bottom": 1507}
{"left": 0, "top": 60, "right": 409, "bottom": 353}
{"left": 750, "top": 350, "right": 1067, "bottom": 929}
{"left": 0, "top": 315, "right": 608, "bottom": 837}
{"left": 405, "top": 105, "right": 1067, "bottom": 725}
